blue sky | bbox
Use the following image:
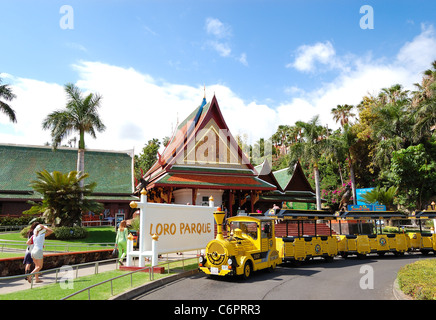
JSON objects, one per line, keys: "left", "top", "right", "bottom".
{"left": 1, "top": 1, "right": 436, "bottom": 152}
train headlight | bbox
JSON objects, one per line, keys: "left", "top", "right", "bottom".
{"left": 199, "top": 255, "right": 205, "bottom": 265}
{"left": 227, "top": 258, "right": 233, "bottom": 265}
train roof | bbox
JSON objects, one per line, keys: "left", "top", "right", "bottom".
{"left": 263, "top": 208, "right": 337, "bottom": 220}
{"left": 411, "top": 210, "right": 436, "bottom": 219}
{"left": 230, "top": 213, "right": 277, "bottom": 222}
{"left": 336, "top": 210, "right": 408, "bottom": 219}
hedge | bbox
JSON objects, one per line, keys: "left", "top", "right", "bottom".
{"left": 20, "top": 225, "right": 88, "bottom": 240}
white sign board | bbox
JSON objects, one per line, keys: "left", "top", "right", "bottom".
{"left": 140, "top": 202, "right": 215, "bottom": 253}
{"left": 127, "top": 193, "right": 216, "bottom": 267}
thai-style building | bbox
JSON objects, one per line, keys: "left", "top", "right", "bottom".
{"left": 253, "top": 159, "right": 318, "bottom": 212}
{"left": 137, "top": 95, "right": 318, "bottom": 216}
{"left": 0, "top": 143, "right": 136, "bottom": 219}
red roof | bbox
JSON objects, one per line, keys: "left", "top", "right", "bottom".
{"left": 140, "top": 95, "right": 267, "bottom": 191}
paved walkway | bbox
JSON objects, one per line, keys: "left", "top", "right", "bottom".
{"left": 0, "top": 260, "right": 119, "bottom": 295}
{"left": 0, "top": 250, "right": 200, "bottom": 296}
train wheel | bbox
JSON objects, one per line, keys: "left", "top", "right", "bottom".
{"left": 243, "top": 261, "right": 252, "bottom": 279}
{"left": 324, "top": 255, "right": 334, "bottom": 263}
{"left": 268, "top": 262, "right": 276, "bottom": 273}
{"left": 357, "top": 253, "right": 367, "bottom": 259}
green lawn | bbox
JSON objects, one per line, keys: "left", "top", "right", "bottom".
{"left": 0, "top": 259, "right": 198, "bottom": 300}
{"left": 397, "top": 259, "right": 436, "bottom": 300}
{"left": 0, "top": 227, "right": 116, "bottom": 259}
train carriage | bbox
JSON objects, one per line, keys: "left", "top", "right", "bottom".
{"left": 273, "top": 209, "right": 338, "bottom": 263}
{"left": 410, "top": 210, "right": 436, "bottom": 254}
{"left": 199, "top": 207, "right": 436, "bottom": 280}
{"left": 336, "top": 210, "right": 408, "bottom": 257}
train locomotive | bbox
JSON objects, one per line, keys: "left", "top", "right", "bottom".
{"left": 198, "top": 209, "right": 281, "bottom": 278}
{"left": 198, "top": 207, "right": 436, "bottom": 279}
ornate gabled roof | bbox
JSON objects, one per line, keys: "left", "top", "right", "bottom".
{"left": 282, "top": 161, "right": 314, "bottom": 193}
{"left": 142, "top": 95, "right": 276, "bottom": 192}
{"left": 254, "top": 159, "right": 284, "bottom": 192}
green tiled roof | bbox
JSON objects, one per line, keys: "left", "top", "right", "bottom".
{"left": 0, "top": 144, "right": 134, "bottom": 195}
{"left": 272, "top": 167, "right": 293, "bottom": 191}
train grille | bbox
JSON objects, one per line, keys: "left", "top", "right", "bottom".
{"left": 207, "top": 241, "right": 226, "bottom": 266}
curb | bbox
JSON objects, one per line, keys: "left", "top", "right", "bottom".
{"left": 109, "top": 269, "right": 200, "bottom": 300}
{"left": 393, "top": 277, "right": 413, "bottom": 300}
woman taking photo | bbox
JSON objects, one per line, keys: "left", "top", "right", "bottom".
{"left": 26, "top": 224, "right": 53, "bottom": 283}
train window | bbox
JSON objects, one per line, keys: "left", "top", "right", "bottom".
{"left": 229, "top": 221, "right": 258, "bottom": 240}
{"left": 261, "top": 221, "right": 272, "bottom": 238}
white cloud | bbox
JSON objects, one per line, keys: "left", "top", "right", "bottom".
{"left": 238, "top": 53, "right": 248, "bottom": 66}
{"left": 204, "top": 17, "right": 248, "bottom": 66}
{"left": 396, "top": 23, "right": 436, "bottom": 73}
{"left": 205, "top": 17, "right": 232, "bottom": 39}
{"left": 4, "top": 24, "right": 436, "bottom": 156}
{"left": 288, "top": 41, "right": 336, "bottom": 72}
{"left": 1, "top": 77, "right": 64, "bottom": 146}
{"left": 281, "top": 24, "right": 436, "bottom": 130}
{"left": 207, "top": 41, "right": 231, "bottom": 57}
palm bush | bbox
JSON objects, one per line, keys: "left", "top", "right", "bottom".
{"left": 360, "top": 185, "right": 398, "bottom": 209}
{"left": 24, "top": 170, "right": 104, "bottom": 227}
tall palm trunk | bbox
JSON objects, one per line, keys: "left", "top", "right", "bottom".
{"left": 313, "top": 163, "right": 322, "bottom": 210}
{"left": 348, "top": 157, "right": 357, "bottom": 205}
{"left": 77, "top": 130, "right": 85, "bottom": 188}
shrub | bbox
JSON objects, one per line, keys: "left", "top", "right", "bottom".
{"left": 20, "top": 225, "right": 88, "bottom": 240}
{"left": 398, "top": 259, "right": 436, "bottom": 300}
{"left": 51, "top": 226, "right": 88, "bottom": 240}
{"left": 0, "top": 215, "right": 40, "bottom": 226}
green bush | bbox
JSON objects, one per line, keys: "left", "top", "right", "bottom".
{"left": 398, "top": 259, "right": 436, "bottom": 300}
{"left": 20, "top": 225, "right": 88, "bottom": 240}
{"left": 51, "top": 226, "right": 88, "bottom": 240}
{"left": 0, "top": 215, "right": 40, "bottom": 226}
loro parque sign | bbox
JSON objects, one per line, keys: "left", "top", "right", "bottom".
{"left": 126, "top": 190, "right": 216, "bottom": 267}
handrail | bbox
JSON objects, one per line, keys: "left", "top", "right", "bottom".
{"left": 0, "top": 225, "right": 29, "bottom": 232}
{"left": 0, "top": 239, "right": 115, "bottom": 253}
{"left": 0, "top": 257, "right": 121, "bottom": 289}
{"left": 61, "top": 254, "right": 199, "bottom": 300}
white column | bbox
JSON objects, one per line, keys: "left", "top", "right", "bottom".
{"left": 151, "top": 234, "right": 159, "bottom": 267}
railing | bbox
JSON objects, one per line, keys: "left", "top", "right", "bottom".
{"left": 0, "top": 239, "right": 115, "bottom": 253}
{"left": 81, "top": 220, "right": 113, "bottom": 227}
{"left": 0, "top": 225, "right": 28, "bottom": 233}
{"left": 61, "top": 255, "right": 199, "bottom": 300}
{"left": 0, "top": 258, "right": 120, "bottom": 289}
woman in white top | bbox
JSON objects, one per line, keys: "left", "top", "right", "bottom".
{"left": 26, "top": 224, "right": 53, "bottom": 283}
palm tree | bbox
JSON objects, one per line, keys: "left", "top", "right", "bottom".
{"left": 371, "top": 84, "right": 413, "bottom": 169}
{"left": 327, "top": 124, "right": 359, "bottom": 205}
{"left": 0, "top": 76, "right": 17, "bottom": 123}
{"left": 412, "top": 61, "right": 436, "bottom": 140}
{"left": 42, "top": 83, "right": 106, "bottom": 185}
{"left": 288, "top": 115, "right": 328, "bottom": 210}
{"left": 331, "top": 104, "right": 355, "bottom": 127}
{"left": 24, "top": 170, "right": 104, "bottom": 227}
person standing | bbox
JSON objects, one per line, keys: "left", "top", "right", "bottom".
{"left": 23, "top": 222, "right": 39, "bottom": 275}
{"left": 26, "top": 224, "right": 53, "bottom": 283}
{"left": 116, "top": 220, "right": 128, "bottom": 265}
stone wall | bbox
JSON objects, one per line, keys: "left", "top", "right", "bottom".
{"left": 0, "top": 249, "right": 113, "bottom": 277}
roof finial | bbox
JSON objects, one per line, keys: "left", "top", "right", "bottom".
{"left": 203, "top": 83, "right": 206, "bottom": 99}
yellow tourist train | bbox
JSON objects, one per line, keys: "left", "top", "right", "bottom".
{"left": 198, "top": 207, "right": 436, "bottom": 279}
{"left": 198, "top": 210, "right": 281, "bottom": 279}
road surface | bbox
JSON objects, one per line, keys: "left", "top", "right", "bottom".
{"left": 134, "top": 253, "right": 434, "bottom": 300}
